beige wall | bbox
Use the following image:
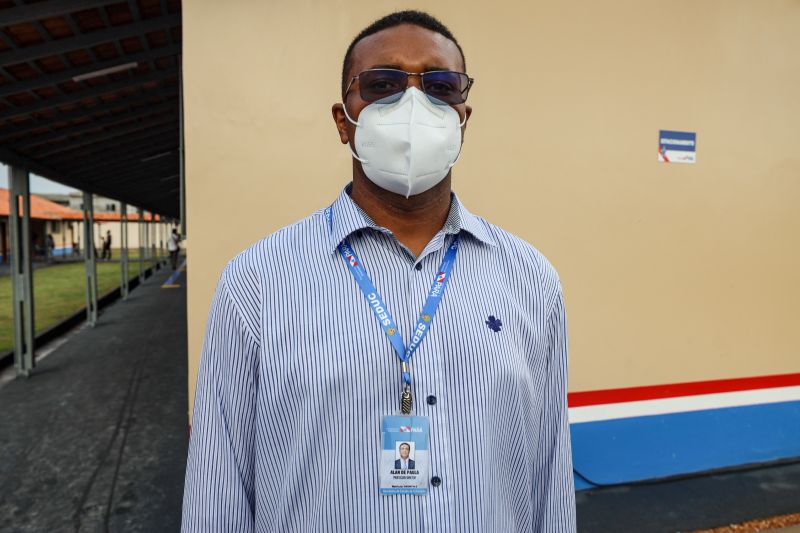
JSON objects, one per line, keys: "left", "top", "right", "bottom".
{"left": 184, "top": 0, "right": 800, "bottom": 415}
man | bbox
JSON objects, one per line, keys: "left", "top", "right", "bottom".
{"left": 183, "top": 10, "right": 575, "bottom": 532}
{"left": 101, "top": 230, "right": 112, "bottom": 260}
{"left": 46, "top": 233, "right": 55, "bottom": 262}
{"left": 395, "top": 442, "right": 415, "bottom": 470}
{"left": 168, "top": 228, "right": 181, "bottom": 270}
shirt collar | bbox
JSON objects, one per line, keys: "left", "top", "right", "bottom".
{"left": 326, "top": 183, "right": 497, "bottom": 253}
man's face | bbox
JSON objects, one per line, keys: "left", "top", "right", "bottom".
{"left": 333, "top": 23, "right": 472, "bottom": 148}
{"left": 399, "top": 443, "right": 410, "bottom": 459}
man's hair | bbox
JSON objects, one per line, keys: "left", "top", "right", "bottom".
{"left": 399, "top": 442, "right": 410, "bottom": 449}
{"left": 341, "top": 10, "right": 466, "bottom": 96}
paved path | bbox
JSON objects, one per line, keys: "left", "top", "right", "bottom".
{"left": 0, "top": 265, "right": 188, "bottom": 532}
{"left": 577, "top": 461, "right": 800, "bottom": 532}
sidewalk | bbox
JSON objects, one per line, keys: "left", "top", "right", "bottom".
{"left": 0, "top": 266, "right": 188, "bottom": 532}
{"left": 577, "top": 461, "right": 800, "bottom": 532}
{"left": 0, "top": 255, "right": 165, "bottom": 277}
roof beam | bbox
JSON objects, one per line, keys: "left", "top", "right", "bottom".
{"left": 42, "top": 123, "right": 176, "bottom": 161}
{"left": 0, "top": 68, "right": 176, "bottom": 121}
{"left": 67, "top": 146, "right": 177, "bottom": 178}
{"left": 0, "top": 122, "right": 176, "bottom": 218}
{"left": 17, "top": 101, "right": 177, "bottom": 148}
{"left": 0, "top": 13, "right": 181, "bottom": 68}
{"left": 38, "top": 163, "right": 175, "bottom": 215}
{"left": 89, "top": 161, "right": 178, "bottom": 186}
{"left": 45, "top": 134, "right": 176, "bottom": 168}
{"left": 0, "top": 143, "right": 165, "bottom": 214}
{"left": 0, "top": 43, "right": 180, "bottom": 99}
{"left": 0, "top": 0, "right": 122, "bottom": 27}
{"left": 51, "top": 141, "right": 177, "bottom": 173}
{"left": 85, "top": 176, "right": 177, "bottom": 209}
{"left": 0, "top": 88, "right": 177, "bottom": 140}
{"left": 0, "top": 144, "right": 65, "bottom": 182}
{"left": 31, "top": 115, "right": 177, "bottom": 157}
{"left": 71, "top": 169, "right": 179, "bottom": 192}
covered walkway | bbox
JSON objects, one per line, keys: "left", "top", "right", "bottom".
{"left": 0, "top": 265, "right": 187, "bottom": 532}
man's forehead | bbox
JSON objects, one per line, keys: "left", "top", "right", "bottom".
{"left": 349, "top": 24, "right": 464, "bottom": 74}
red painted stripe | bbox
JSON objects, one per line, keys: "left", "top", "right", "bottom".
{"left": 567, "top": 372, "right": 800, "bottom": 407}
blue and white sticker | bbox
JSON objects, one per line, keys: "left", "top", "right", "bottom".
{"left": 658, "top": 130, "right": 696, "bottom": 164}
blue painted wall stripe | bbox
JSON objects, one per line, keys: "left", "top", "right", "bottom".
{"left": 570, "top": 400, "right": 800, "bottom": 489}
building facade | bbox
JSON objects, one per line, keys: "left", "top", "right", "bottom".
{"left": 183, "top": 1, "right": 800, "bottom": 488}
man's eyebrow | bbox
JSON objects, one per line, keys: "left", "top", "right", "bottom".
{"left": 367, "top": 64, "right": 453, "bottom": 72}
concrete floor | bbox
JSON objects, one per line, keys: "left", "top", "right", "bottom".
{"left": 0, "top": 265, "right": 188, "bottom": 532}
{"left": 577, "top": 461, "right": 800, "bottom": 532}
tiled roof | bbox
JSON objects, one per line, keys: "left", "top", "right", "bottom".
{"left": 0, "top": 188, "right": 159, "bottom": 221}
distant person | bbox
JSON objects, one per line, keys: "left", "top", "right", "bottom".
{"left": 394, "top": 443, "right": 415, "bottom": 470}
{"left": 168, "top": 228, "right": 181, "bottom": 270}
{"left": 31, "top": 232, "right": 40, "bottom": 259}
{"left": 46, "top": 234, "right": 55, "bottom": 262}
{"left": 72, "top": 240, "right": 80, "bottom": 257}
{"left": 101, "top": 230, "right": 112, "bottom": 260}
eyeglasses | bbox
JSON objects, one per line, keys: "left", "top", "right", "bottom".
{"left": 345, "top": 68, "right": 474, "bottom": 105}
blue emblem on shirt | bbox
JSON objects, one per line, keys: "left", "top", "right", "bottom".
{"left": 486, "top": 315, "right": 502, "bottom": 332}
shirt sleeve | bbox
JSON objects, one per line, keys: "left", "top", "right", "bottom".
{"left": 533, "top": 286, "right": 577, "bottom": 532}
{"left": 182, "top": 269, "right": 260, "bottom": 532}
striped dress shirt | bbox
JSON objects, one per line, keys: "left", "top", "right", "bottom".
{"left": 182, "top": 185, "right": 576, "bottom": 532}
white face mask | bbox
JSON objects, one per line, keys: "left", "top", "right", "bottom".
{"left": 343, "top": 87, "right": 467, "bottom": 198}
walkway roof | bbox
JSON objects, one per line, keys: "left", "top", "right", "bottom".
{"left": 0, "top": 0, "right": 181, "bottom": 217}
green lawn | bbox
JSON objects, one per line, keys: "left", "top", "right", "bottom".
{"left": 114, "top": 247, "right": 167, "bottom": 261}
{"left": 63, "top": 248, "right": 165, "bottom": 261}
{"left": 0, "top": 262, "right": 146, "bottom": 353}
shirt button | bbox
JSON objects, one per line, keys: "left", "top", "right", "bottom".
{"left": 431, "top": 476, "right": 442, "bottom": 487}
{"left": 415, "top": 263, "right": 423, "bottom": 271}
{"left": 427, "top": 395, "right": 437, "bottom": 405}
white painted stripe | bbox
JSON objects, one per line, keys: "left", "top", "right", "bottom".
{"left": 663, "top": 149, "right": 696, "bottom": 163}
{"left": 568, "top": 385, "right": 800, "bottom": 423}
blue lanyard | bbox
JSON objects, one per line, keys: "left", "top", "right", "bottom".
{"left": 325, "top": 207, "right": 459, "bottom": 388}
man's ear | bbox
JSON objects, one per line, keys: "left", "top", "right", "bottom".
{"left": 461, "top": 105, "right": 473, "bottom": 140}
{"left": 331, "top": 103, "right": 350, "bottom": 144}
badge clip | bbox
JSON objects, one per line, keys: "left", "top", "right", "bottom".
{"left": 401, "top": 385, "right": 413, "bottom": 414}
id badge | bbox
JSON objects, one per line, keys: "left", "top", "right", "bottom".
{"left": 379, "top": 415, "right": 430, "bottom": 495}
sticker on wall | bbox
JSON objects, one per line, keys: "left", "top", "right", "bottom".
{"left": 658, "top": 130, "right": 696, "bottom": 164}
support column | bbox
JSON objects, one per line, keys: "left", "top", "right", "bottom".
{"left": 120, "top": 203, "right": 129, "bottom": 299}
{"left": 149, "top": 215, "right": 155, "bottom": 262}
{"left": 179, "top": 54, "right": 186, "bottom": 238}
{"left": 144, "top": 211, "right": 151, "bottom": 261}
{"left": 83, "top": 192, "right": 98, "bottom": 326}
{"left": 9, "top": 167, "right": 35, "bottom": 376}
{"left": 138, "top": 208, "right": 145, "bottom": 281}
